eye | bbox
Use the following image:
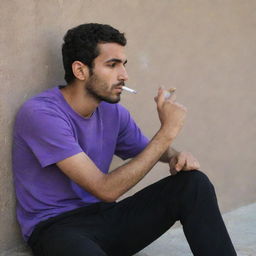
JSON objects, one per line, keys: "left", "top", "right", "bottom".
{"left": 108, "top": 63, "right": 116, "bottom": 68}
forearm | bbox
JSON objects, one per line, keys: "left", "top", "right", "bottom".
{"left": 101, "top": 128, "right": 174, "bottom": 201}
{"left": 57, "top": 88, "right": 187, "bottom": 202}
{"left": 159, "top": 146, "right": 179, "bottom": 163}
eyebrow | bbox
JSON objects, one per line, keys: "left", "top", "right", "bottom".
{"left": 105, "top": 58, "right": 128, "bottom": 65}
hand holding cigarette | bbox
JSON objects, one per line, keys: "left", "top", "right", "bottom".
{"left": 163, "top": 88, "right": 176, "bottom": 100}
{"left": 155, "top": 87, "right": 187, "bottom": 140}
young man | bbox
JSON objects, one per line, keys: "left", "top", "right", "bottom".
{"left": 12, "top": 23, "right": 236, "bottom": 256}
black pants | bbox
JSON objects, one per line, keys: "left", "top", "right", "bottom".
{"left": 28, "top": 170, "right": 237, "bottom": 256}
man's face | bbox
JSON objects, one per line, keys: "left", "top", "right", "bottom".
{"left": 85, "top": 43, "right": 128, "bottom": 104}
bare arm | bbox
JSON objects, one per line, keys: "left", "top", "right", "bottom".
{"left": 159, "top": 146, "right": 179, "bottom": 163}
{"left": 57, "top": 128, "right": 174, "bottom": 202}
{"left": 57, "top": 88, "right": 187, "bottom": 202}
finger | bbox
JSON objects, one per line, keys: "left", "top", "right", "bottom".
{"left": 184, "top": 159, "right": 200, "bottom": 171}
{"left": 172, "top": 102, "right": 187, "bottom": 112}
{"left": 155, "top": 87, "right": 165, "bottom": 107}
{"left": 168, "top": 92, "right": 177, "bottom": 102}
{"left": 158, "top": 87, "right": 165, "bottom": 105}
{"left": 175, "top": 154, "right": 186, "bottom": 171}
{"left": 183, "top": 155, "right": 194, "bottom": 170}
{"left": 170, "top": 168, "right": 178, "bottom": 175}
{"left": 194, "top": 160, "right": 201, "bottom": 170}
{"left": 183, "top": 158, "right": 194, "bottom": 170}
{"left": 169, "top": 88, "right": 177, "bottom": 93}
{"left": 164, "top": 88, "right": 177, "bottom": 101}
{"left": 168, "top": 155, "right": 178, "bottom": 175}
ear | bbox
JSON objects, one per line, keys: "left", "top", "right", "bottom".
{"left": 71, "top": 61, "right": 89, "bottom": 81}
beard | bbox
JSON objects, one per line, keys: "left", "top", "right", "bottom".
{"left": 85, "top": 73, "right": 122, "bottom": 104}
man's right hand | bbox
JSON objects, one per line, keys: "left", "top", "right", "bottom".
{"left": 154, "top": 87, "right": 187, "bottom": 140}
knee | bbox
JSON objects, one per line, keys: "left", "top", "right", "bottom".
{"left": 179, "top": 170, "right": 215, "bottom": 196}
{"left": 187, "top": 170, "right": 212, "bottom": 184}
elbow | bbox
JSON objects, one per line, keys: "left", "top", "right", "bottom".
{"left": 89, "top": 174, "right": 121, "bottom": 202}
{"left": 84, "top": 188, "right": 118, "bottom": 203}
{"left": 102, "top": 197, "right": 117, "bottom": 203}
{"left": 98, "top": 192, "right": 118, "bottom": 203}
{"left": 95, "top": 185, "right": 119, "bottom": 202}
{"left": 94, "top": 175, "right": 120, "bottom": 202}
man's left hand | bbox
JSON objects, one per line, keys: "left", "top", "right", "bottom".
{"left": 169, "top": 151, "right": 200, "bottom": 175}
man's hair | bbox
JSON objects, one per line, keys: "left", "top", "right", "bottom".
{"left": 62, "top": 23, "right": 127, "bottom": 83}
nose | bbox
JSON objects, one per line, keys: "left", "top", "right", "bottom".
{"left": 118, "top": 66, "right": 129, "bottom": 81}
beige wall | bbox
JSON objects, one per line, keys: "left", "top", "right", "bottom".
{"left": 1, "top": 0, "right": 255, "bottom": 252}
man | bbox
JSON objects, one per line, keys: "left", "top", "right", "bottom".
{"left": 12, "top": 23, "right": 236, "bottom": 256}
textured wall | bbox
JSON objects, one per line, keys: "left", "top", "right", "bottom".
{"left": 1, "top": 0, "right": 256, "bottom": 252}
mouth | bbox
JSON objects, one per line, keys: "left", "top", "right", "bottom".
{"left": 111, "top": 82, "right": 125, "bottom": 95}
{"left": 113, "top": 85, "right": 123, "bottom": 93}
{"left": 114, "top": 88, "right": 122, "bottom": 94}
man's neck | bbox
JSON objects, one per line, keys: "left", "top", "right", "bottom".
{"left": 60, "top": 82, "right": 99, "bottom": 118}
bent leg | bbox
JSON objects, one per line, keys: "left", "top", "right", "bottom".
{"left": 29, "top": 170, "right": 236, "bottom": 256}
{"left": 98, "top": 170, "right": 236, "bottom": 256}
{"left": 178, "top": 171, "right": 237, "bottom": 255}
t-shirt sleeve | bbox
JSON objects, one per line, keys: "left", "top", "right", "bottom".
{"left": 17, "top": 105, "right": 82, "bottom": 167}
{"left": 114, "top": 105, "right": 149, "bottom": 160}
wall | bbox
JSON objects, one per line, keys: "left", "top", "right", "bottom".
{"left": 1, "top": 0, "right": 255, "bottom": 252}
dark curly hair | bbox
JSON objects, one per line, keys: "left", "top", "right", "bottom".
{"left": 62, "top": 23, "right": 127, "bottom": 83}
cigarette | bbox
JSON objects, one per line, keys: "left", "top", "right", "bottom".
{"left": 122, "top": 86, "right": 137, "bottom": 94}
{"left": 169, "top": 88, "right": 176, "bottom": 93}
{"left": 164, "top": 88, "right": 176, "bottom": 99}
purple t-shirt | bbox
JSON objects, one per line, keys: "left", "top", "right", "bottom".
{"left": 12, "top": 86, "right": 149, "bottom": 241}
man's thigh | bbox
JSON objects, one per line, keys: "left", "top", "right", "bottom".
{"left": 33, "top": 224, "right": 108, "bottom": 256}
{"left": 34, "top": 175, "right": 178, "bottom": 256}
{"left": 97, "top": 173, "right": 188, "bottom": 256}
{"left": 33, "top": 171, "right": 202, "bottom": 256}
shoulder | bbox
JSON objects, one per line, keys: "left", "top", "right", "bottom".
{"left": 14, "top": 87, "right": 70, "bottom": 136}
{"left": 17, "top": 87, "right": 64, "bottom": 120}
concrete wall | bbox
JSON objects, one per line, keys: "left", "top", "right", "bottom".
{"left": 1, "top": 0, "right": 255, "bottom": 252}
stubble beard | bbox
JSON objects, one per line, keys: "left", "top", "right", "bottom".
{"left": 85, "top": 73, "right": 121, "bottom": 104}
